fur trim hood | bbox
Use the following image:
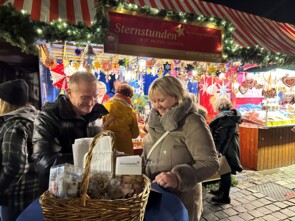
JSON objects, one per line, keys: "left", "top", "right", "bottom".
{"left": 148, "top": 96, "right": 197, "bottom": 131}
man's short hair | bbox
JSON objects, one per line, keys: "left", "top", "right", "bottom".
{"left": 68, "top": 72, "right": 97, "bottom": 90}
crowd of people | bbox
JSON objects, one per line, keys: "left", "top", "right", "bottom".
{"left": 0, "top": 72, "right": 244, "bottom": 221}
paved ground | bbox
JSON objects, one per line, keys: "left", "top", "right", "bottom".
{"left": 201, "top": 164, "right": 295, "bottom": 221}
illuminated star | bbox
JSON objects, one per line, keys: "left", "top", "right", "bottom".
{"left": 86, "top": 56, "right": 93, "bottom": 65}
{"left": 199, "top": 80, "right": 209, "bottom": 95}
{"left": 176, "top": 27, "right": 184, "bottom": 36}
{"left": 218, "top": 81, "right": 230, "bottom": 97}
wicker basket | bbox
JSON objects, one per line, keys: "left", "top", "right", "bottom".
{"left": 40, "top": 130, "right": 151, "bottom": 221}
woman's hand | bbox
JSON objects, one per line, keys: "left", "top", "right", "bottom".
{"left": 153, "top": 171, "right": 179, "bottom": 189}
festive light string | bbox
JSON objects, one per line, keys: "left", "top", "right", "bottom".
{"left": 0, "top": 1, "right": 294, "bottom": 66}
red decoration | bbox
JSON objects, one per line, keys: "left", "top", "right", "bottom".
{"left": 50, "top": 63, "right": 70, "bottom": 90}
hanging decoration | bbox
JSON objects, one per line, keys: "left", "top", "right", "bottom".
{"left": 62, "top": 42, "right": 70, "bottom": 67}
{"left": 163, "top": 62, "right": 171, "bottom": 72}
{"left": 185, "top": 64, "right": 194, "bottom": 72}
{"left": 39, "top": 44, "right": 57, "bottom": 69}
{"left": 238, "top": 85, "right": 248, "bottom": 94}
{"left": 218, "top": 81, "right": 230, "bottom": 96}
{"left": 93, "top": 60, "right": 102, "bottom": 70}
{"left": 102, "top": 61, "right": 112, "bottom": 72}
{"left": 72, "top": 61, "right": 80, "bottom": 70}
{"left": 50, "top": 63, "right": 71, "bottom": 90}
{"left": 281, "top": 74, "right": 295, "bottom": 88}
{"left": 74, "top": 48, "right": 82, "bottom": 56}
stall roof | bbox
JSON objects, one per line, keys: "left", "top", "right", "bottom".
{"left": 2, "top": 0, "right": 295, "bottom": 55}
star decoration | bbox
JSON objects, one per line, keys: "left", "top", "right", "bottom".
{"left": 218, "top": 81, "right": 230, "bottom": 96}
{"left": 176, "top": 27, "right": 184, "bottom": 36}
{"left": 185, "top": 64, "right": 194, "bottom": 72}
{"left": 86, "top": 56, "right": 93, "bottom": 65}
{"left": 163, "top": 62, "right": 171, "bottom": 71}
{"left": 199, "top": 80, "right": 209, "bottom": 95}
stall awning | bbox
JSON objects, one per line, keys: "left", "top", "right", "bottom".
{"left": 2, "top": 0, "right": 295, "bottom": 55}
{"left": 1, "top": 0, "right": 96, "bottom": 26}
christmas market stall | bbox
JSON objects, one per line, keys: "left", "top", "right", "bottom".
{"left": 234, "top": 67, "right": 295, "bottom": 170}
{"left": 1, "top": 0, "right": 295, "bottom": 172}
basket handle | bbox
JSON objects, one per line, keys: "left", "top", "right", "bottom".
{"left": 80, "top": 130, "right": 115, "bottom": 206}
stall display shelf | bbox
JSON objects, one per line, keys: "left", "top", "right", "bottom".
{"left": 238, "top": 105, "right": 295, "bottom": 128}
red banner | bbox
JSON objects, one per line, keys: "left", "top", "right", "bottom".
{"left": 104, "top": 11, "right": 223, "bottom": 62}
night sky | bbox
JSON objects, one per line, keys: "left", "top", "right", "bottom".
{"left": 202, "top": 0, "right": 295, "bottom": 25}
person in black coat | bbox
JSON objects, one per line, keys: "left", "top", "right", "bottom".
{"left": 32, "top": 72, "right": 108, "bottom": 194}
{"left": 209, "top": 96, "right": 243, "bottom": 204}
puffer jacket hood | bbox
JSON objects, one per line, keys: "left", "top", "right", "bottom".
{"left": 210, "top": 109, "right": 242, "bottom": 128}
{"left": 0, "top": 105, "right": 37, "bottom": 123}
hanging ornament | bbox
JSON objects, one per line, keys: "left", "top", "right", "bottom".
{"left": 180, "top": 62, "right": 186, "bottom": 68}
{"left": 218, "top": 81, "right": 230, "bottom": 96}
{"left": 199, "top": 68, "right": 206, "bottom": 76}
{"left": 93, "top": 60, "right": 102, "bottom": 70}
{"left": 118, "top": 59, "right": 125, "bottom": 66}
{"left": 281, "top": 74, "right": 295, "bottom": 87}
{"left": 50, "top": 63, "right": 70, "bottom": 90}
{"left": 45, "top": 57, "right": 57, "bottom": 69}
{"left": 215, "top": 70, "right": 221, "bottom": 77}
{"left": 158, "top": 67, "right": 164, "bottom": 76}
{"left": 185, "top": 64, "right": 194, "bottom": 72}
{"left": 174, "top": 60, "right": 181, "bottom": 65}
{"left": 74, "top": 48, "right": 82, "bottom": 56}
{"left": 72, "top": 61, "right": 80, "bottom": 70}
{"left": 62, "top": 42, "right": 70, "bottom": 67}
{"left": 146, "top": 60, "right": 153, "bottom": 68}
{"left": 163, "top": 62, "right": 171, "bottom": 71}
{"left": 199, "top": 80, "right": 209, "bottom": 95}
{"left": 207, "top": 65, "right": 216, "bottom": 75}
{"left": 102, "top": 61, "right": 112, "bottom": 72}
{"left": 112, "top": 62, "right": 119, "bottom": 69}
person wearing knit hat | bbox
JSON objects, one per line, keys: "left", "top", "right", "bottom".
{"left": 0, "top": 79, "right": 29, "bottom": 106}
{"left": 0, "top": 79, "right": 39, "bottom": 221}
{"left": 103, "top": 83, "right": 139, "bottom": 155}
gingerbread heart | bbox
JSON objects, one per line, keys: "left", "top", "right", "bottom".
{"left": 281, "top": 75, "right": 295, "bottom": 87}
{"left": 238, "top": 85, "right": 248, "bottom": 94}
{"left": 283, "top": 94, "right": 294, "bottom": 103}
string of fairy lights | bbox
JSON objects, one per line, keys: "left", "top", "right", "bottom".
{"left": 0, "top": 0, "right": 294, "bottom": 66}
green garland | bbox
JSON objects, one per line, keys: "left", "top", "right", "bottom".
{"left": 0, "top": 1, "right": 294, "bottom": 66}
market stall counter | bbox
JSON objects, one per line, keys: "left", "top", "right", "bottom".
{"left": 239, "top": 124, "right": 295, "bottom": 170}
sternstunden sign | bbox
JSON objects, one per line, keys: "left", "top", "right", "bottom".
{"left": 104, "top": 10, "right": 223, "bottom": 62}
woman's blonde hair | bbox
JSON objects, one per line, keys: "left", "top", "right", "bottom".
{"left": 0, "top": 99, "right": 22, "bottom": 115}
{"left": 97, "top": 81, "right": 107, "bottom": 93}
{"left": 213, "top": 96, "right": 232, "bottom": 112}
{"left": 148, "top": 76, "right": 187, "bottom": 103}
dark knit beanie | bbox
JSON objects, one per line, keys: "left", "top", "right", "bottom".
{"left": 0, "top": 79, "right": 29, "bottom": 106}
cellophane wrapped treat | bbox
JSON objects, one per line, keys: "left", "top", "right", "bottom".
{"left": 48, "top": 163, "right": 83, "bottom": 198}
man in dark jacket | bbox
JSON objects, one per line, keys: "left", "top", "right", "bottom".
{"left": 32, "top": 71, "right": 108, "bottom": 194}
